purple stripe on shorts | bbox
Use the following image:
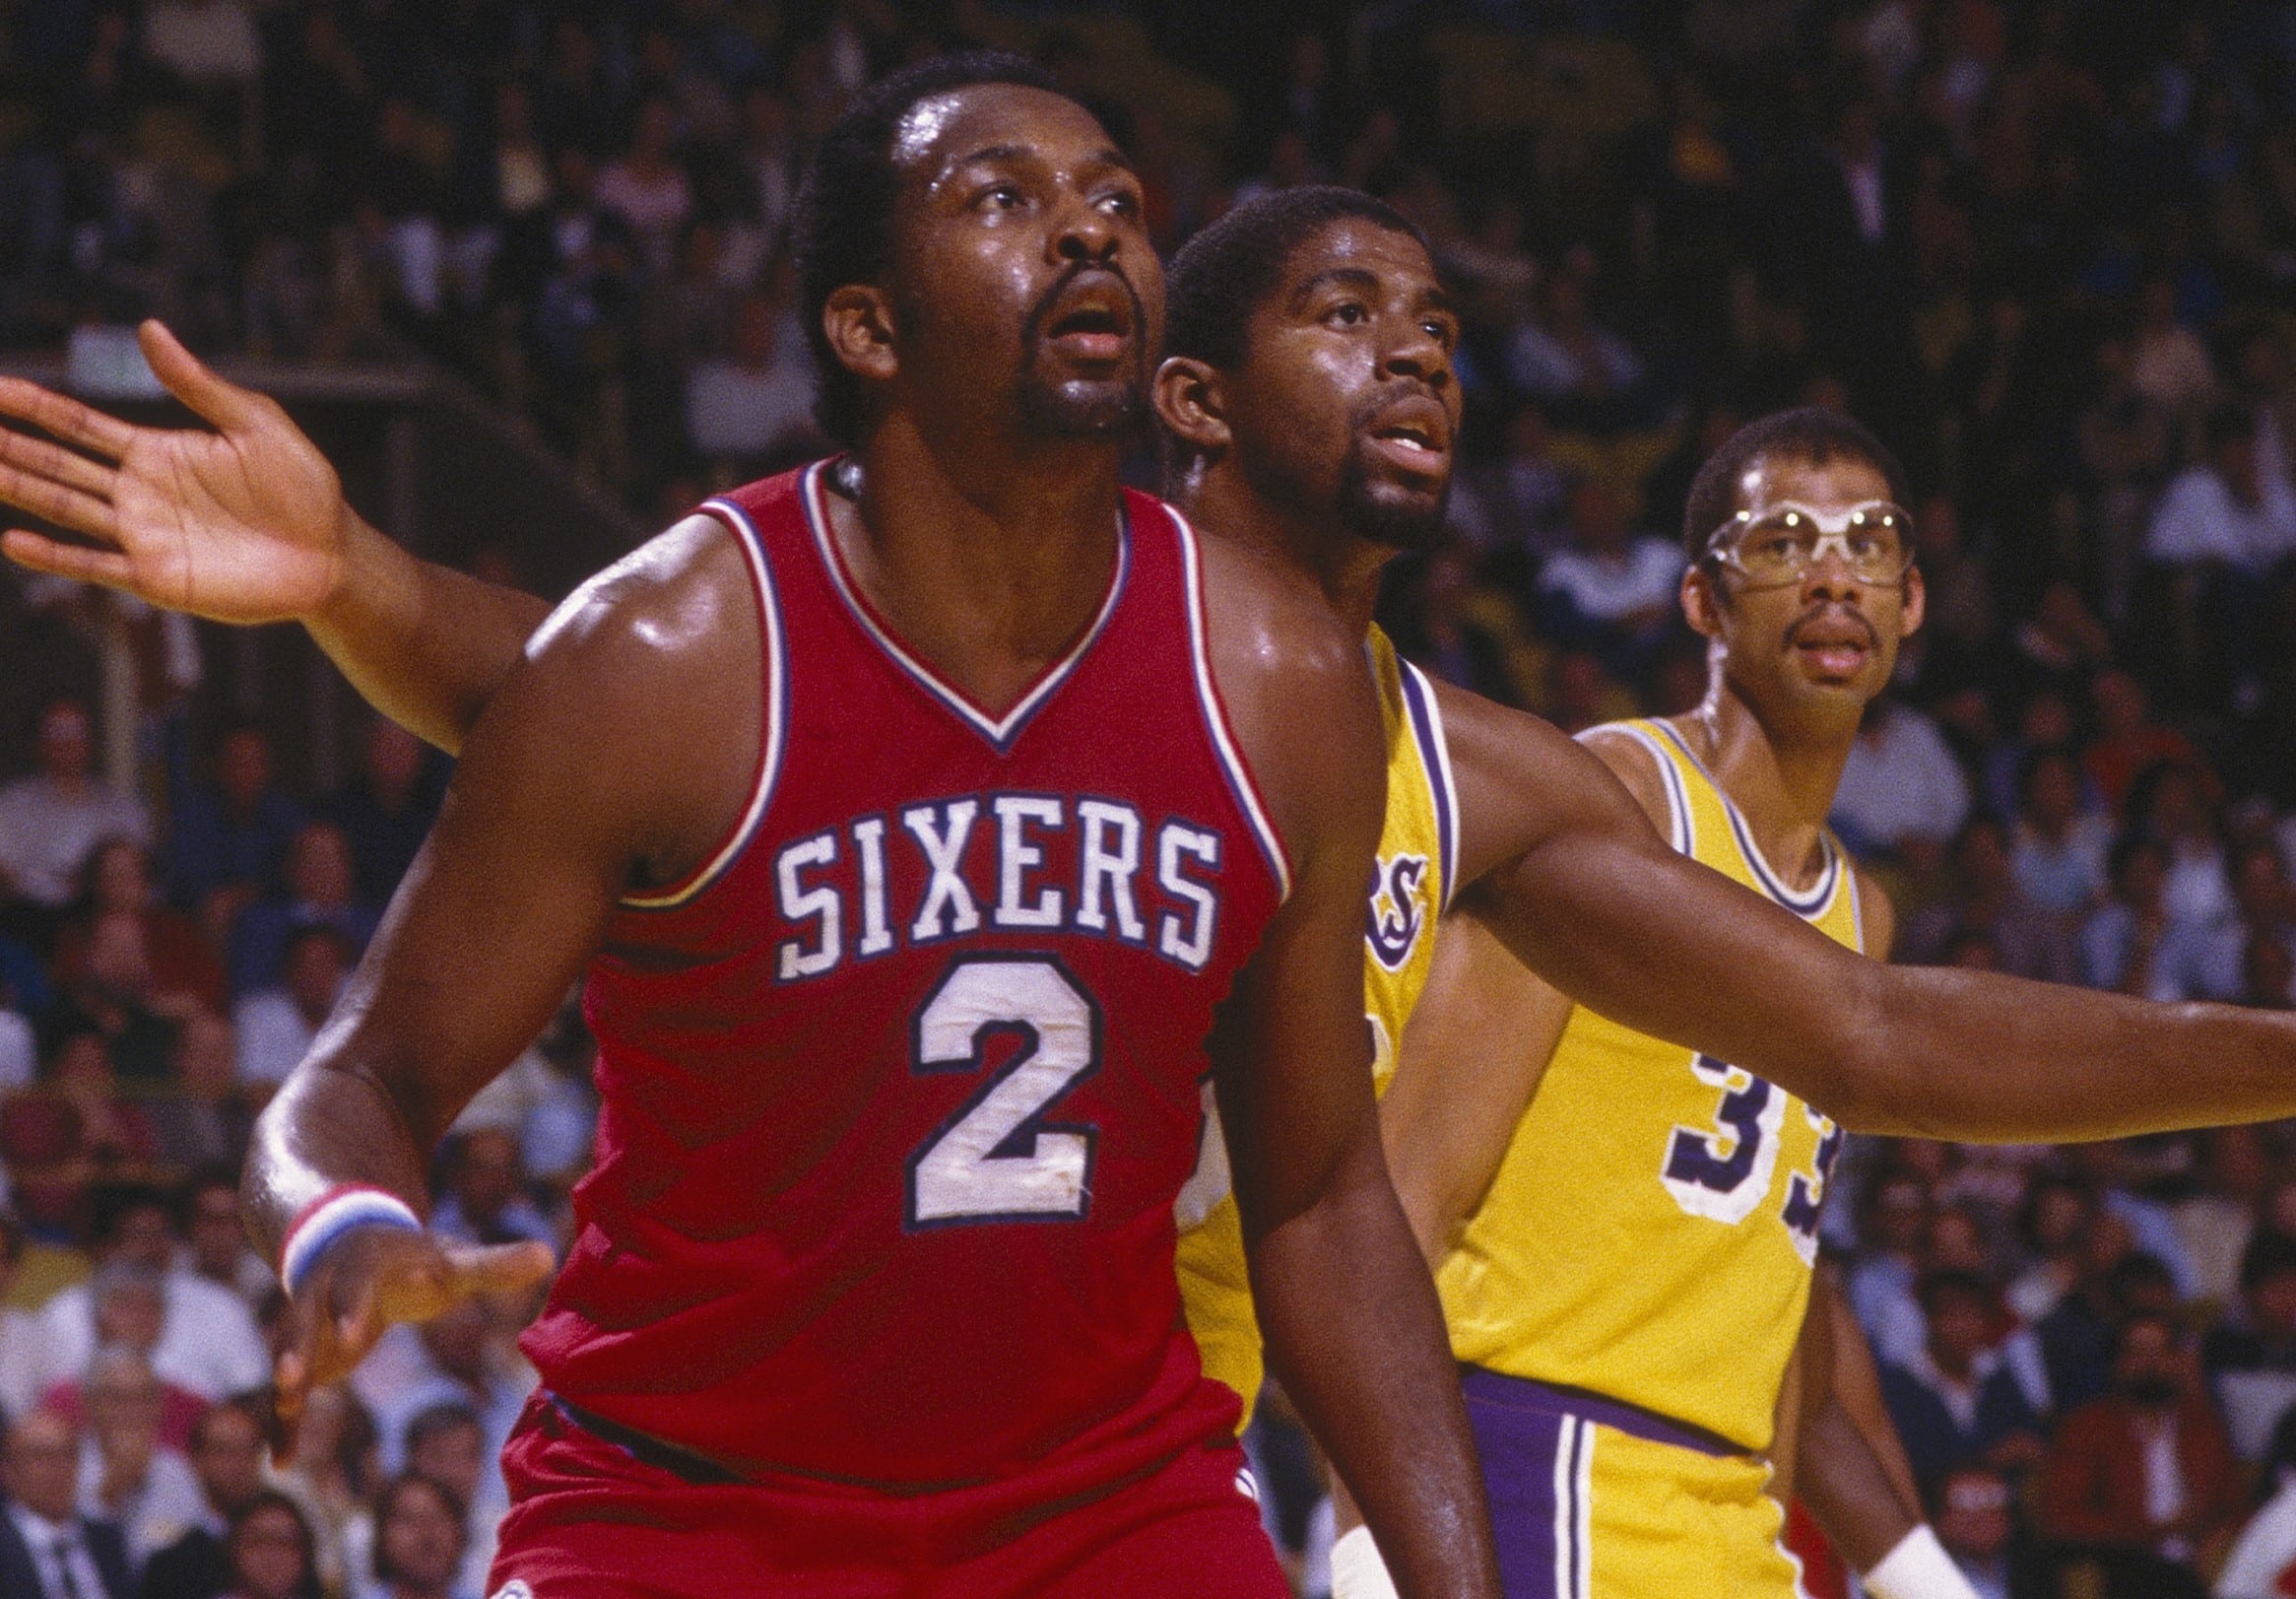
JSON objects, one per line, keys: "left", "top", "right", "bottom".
{"left": 1461, "top": 1375, "right": 1567, "bottom": 1599}
{"left": 1460, "top": 1366, "right": 1744, "bottom": 1458}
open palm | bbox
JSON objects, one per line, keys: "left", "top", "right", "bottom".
{"left": 0, "top": 320, "right": 353, "bottom": 624}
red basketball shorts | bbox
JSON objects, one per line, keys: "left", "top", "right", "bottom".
{"left": 485, "top": 1394, "right": 1290, "bottom": 1598}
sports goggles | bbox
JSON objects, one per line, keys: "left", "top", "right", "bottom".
{"left": 1703, "top": 500, "right": 1915, "bottom": 586}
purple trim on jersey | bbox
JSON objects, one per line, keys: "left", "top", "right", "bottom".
{"left": 1396, "top": 659, "right": 1457, "bottom": 912}
{"left": 798, "top": 461, "right": 1131, "bottom": 755}
{"left": 1646, "top": 719, "right": 1839, "bottom": 917}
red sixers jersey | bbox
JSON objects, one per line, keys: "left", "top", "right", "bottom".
{"left": 523, "top": 461, "right": 1289, "bottom": 1494}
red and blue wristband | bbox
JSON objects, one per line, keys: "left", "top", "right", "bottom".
{"left": 279, "top": 1184, "right": 423, "bottom": 1296}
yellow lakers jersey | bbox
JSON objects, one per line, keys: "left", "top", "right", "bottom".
{"left": 1174, "top": 626, "right": 1460, "bottom": 1422}
{"left": 1438, "top": 716, "right": 1863, "bottom": 1454}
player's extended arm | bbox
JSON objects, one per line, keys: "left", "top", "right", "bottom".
{"left": 1437, "top": 691, "right": 2296, "bottom": 1142}
{"left": 1379, "top": 901, "right": 1573, "bottom": 1264}
{"left": 242, "top": 528, "right": 758, "bottom": 1443}
{"left": 0, "top": 320, "right": 548, "bottom": 752}
{"left": 1205, "top": 552, "right": 1500, "bottom": 1599}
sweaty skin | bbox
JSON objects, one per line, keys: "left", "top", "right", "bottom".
{"left": 0, "top": 93, "right": 1497, "bottom": 1597}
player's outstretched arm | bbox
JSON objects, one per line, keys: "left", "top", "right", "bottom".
{"left": 1203, "top": 547, "right": 1500, "bottom": 1599}
{"left": 243, "top": 528, "right": 759, "bottom": 1449}
{"left": 0, "top": 319, "right": 549, "bottom": 752}
{"left": 1436, "top": 689, "right": 2296, "bottom": 1142}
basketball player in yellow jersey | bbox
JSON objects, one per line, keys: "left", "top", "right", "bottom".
{"left": 1358, "top": 410, "right": 1975, "bottom": 1599}
{"left": 1174, "top": 620, "right": 1459, "bottom": 1419}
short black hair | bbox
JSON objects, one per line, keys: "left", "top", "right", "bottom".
{"left": 1165, "top": 185, "right": 1428, "bottom": 373}
{"left": 1915, "top": 1267, "right": 1992, "bottom": 1315}
{"left": 791, "top": 50, "right": 1066, "bottom": 445}
{"left": 1681, "top": 406, "right": 1912, "bottom": 563}
{"left": 2242, "top": 1229, "right": 2296, "bottom": 1294}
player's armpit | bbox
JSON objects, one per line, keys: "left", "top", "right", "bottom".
{"left": 244, "top": 530, "right": 762, "bottom": 1262}
{"left": 1380, "top": 898, "right": 1573, "bottom": 1265}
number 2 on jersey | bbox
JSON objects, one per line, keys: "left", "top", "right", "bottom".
{"left": 906, "top": 954, "right": 1102, "bottom": 1229}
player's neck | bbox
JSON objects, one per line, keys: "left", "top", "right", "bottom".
{"left": 1168, "top": 468, "right": 1390, "bottom": 637}
{"left": 834, "top": 424, "right": 1127, "bottom": 714}
{"left": 1678, "top": 684, "right": 1856, "bottom": 892}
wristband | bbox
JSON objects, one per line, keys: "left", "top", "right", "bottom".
{"left": 1330, "top": 1525, "right": 1401, "bottom": 1599}
{"left": 280, "top": 1185, "right": 423, "bottom": 1296}
{"left": 1863, "top": 1524, "right": 1983, "bottom": 1599}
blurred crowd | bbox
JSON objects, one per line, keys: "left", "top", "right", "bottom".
{"left": 9, "top": 0, "right": 2296, "bottom": 1596}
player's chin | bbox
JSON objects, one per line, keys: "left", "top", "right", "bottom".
{"left": 1017, "top": 373, "right": 1148, "bottom": 440}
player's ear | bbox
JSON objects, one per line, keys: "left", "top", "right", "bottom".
{"left": 1680, "top": 562, "right": 1724, "bottom": 637}
{"left": 1153, "top": 357, "right": 1230, "bottom": 457}
{"left": 1896, "top": 563, "right": 1927, "bottom": 638}
{"left": 822, "top": 285, "right": 898, "bottom": 386}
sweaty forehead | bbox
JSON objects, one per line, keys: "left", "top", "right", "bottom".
{"left": 1279, "top": 217, "right": 1437, "bottom": 298}
{"left": 1737, "top": 451, "right": 1892, "bottom": 511}
{"left": 890, "top": 84, "right": 1112, "bottom": 175}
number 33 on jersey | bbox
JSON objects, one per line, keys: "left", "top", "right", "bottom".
{"left": 1437, "top": 717, "right": 1866, "bottom": 1456}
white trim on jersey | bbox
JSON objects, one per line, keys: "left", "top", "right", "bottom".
{"left": 1605, "top": 722, "right": 1694, "bottom": 856}
{"left": 1398, "top": 659, "right": 1463, "bottom": 915}
{"left": 800, "top": 461, "right": 1130, "bottom": 753}
{"left": 621, "top": 495, "right": 789, "bottom": 910}
{"left": 1649, "top": 719, "right": 1842, "bottom": 920}
{"left": 1168, "top": 505, "right": 1292, "bottom": 902}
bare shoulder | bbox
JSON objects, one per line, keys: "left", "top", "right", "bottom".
{"left": 1574, "top": 721, "right": 1675, "bottom": 834}
{"left": 1429, "top": 681, "right": 1668, "bottom": 887}
{"left": 488, "top": 513, "right": 761, "bottom": 885}
{"left": 1195, "top": 532, "right": 1383, "bottom": 871}
{"left": 1849, "top": 859, "right": 1898, "bottom": 961}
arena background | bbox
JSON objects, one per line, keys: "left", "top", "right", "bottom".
{"left": 3, "top": 3, "right": 2296, "bottom": 1596}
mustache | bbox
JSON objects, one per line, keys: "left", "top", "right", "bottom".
{"left": 1785, "top": 603, "right": 1879, "bottom": 650}
{"left": 1021, "top": 261, "right": 1148, "bottom": 352}
{"left": 1348, "top": 380, "right": 1445, "bottom": 433}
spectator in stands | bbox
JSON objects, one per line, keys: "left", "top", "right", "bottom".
{"left": 33, "top": 1185, "right": 268, "bottom": 1408}
{"left": 1927, "top": 1463, "right": 2042, "bottom": 1599}
{"left": 398, "top": 1403, "right": 494, "bottom": 1597}
{"left": 1900, "top": 819, "right": 2076, "bottom": 981}
{"left": 39, "top": 1028, "right": 164, "bottom": 1177}
{"left": 2038, "top": 1310, "right": 2239, "bottom": 1590}
{"left": 2129, "top": 272, "right": 2219, "bottom": 426}
{"left": 682, "top": 288, "right": 820, "bottom": 481}
{"left": 2080, "top": 837, "right": 2184, "bottom": 997}
{"left": 227, "top": 822, "right": 374, "bottom": 999}
{"left": 0, "top": 1407, "right": 132, "bottom": 1599}
{"left": 1535, "top": 480, "right": 1683, "bottom": 682}
{"left": 73, "top": 1344, "right": 206, "bottom": 1577}
{"left": 2084, "top": 668, "right": 2201, "bottom": 818}
{"left": 0, "top": 1209, "right": 40, "bottom": 1425}
{"left": 35, "top": 1262, "right": 206, "bottom": 1450}
{"left": 2007, "top": 745, "right": 2112, "bottom": 931}
{"left": 269, "top": 1385, "right": 372, "bottom": 1599}
{"left": 54, "top": 913, "right": 189, "bottom": 1082}
{"left": 0, "top": 700, "right": 149, "bottom": 952}
{"left": 2160, "top": 841, "right": 2296, "bottom": 1005}
{"left": 1830, "top": 693, "right": 1973, "bottom": 871}
{"left": 1505, "top": 255, "right": 1649, "bottom": 433}
{"left": 2040, "top": 1238, "right": 2181, "bottom": 1418}
{"left": 54, "top": 839, "right": 226, "bottom": 1019}
{"left": 2244, "top": 931, "right": 2296, "bottom": 1010}
{"left": 161, "top": 1172, "right": 259, "bottom": 1321}
{"left": 2203, "top": 1231, "right": 2296, "bottom": 1464}
{"left": 232, "top": 925, "right": 347, "bottom": 1092}
{"left": 136, "top": 1395, "right": 272, "bottom": 1599}
{"left": 316, "top": 721, "right": 445, "bottom": 920}
{"left": 595, "top": 96, "right": 693, "bottom": 276}
{"left": 2007, "top": 1174, "right": 2098, "bottom": 1326}
{"left": 2127, "top": 759, "right": 2236, "bottom": 933}
{"left": 361, "top": 1300, "right": 522, "bottom": 1548}
{"left": 0, "top": 978, "right": 31, "bottom": 1094}
{"left": 1446, "top": 401, "right": 1573, "bottom": 580}
{"left": 147, "top": 1013, "right": 254, "bottom": 1175}
{"left": 360, "top": 1472, "right": 472, "bottom": 1599}
{"left": 2215, "top": 1407, "right": 2296, "bottom": 1599}
{"left": 428, "top": 1127, "right": 555, "bottom": 1254}
{"left": 164, "top": 723, "right": 302, "bottom": 953}
{"left": 1849, "top": 1166, "right": 1933, "bottom": 1350}
{"left": 215, "top": 1491, "right": 319, "bottom": 1599}
{"left": 1879, "top": 1269, "right": 2049, "bottom": 1489}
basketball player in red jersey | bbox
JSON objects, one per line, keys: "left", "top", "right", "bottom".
{"left": 0, "top": 58, "right": 1501, "bottom": 1598}
{"left": 16, "top": 165, "right": 2296, "bottom": 1588}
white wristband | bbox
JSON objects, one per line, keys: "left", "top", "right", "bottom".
{"left": 1863, "top": 1525, "right": 1983, "bottom": 1599}
{"left": 279, "top": 1185, "right": 423, "bottom": 1295}
{"left": 1331, "top": 1525, "right": 1402, "bottom": 1599}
